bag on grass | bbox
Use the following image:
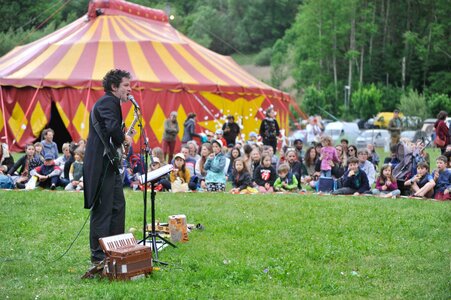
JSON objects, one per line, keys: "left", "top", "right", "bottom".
{"left": 0, "top": 175, "right": 14, "bottom": 189}
{"left": 316, "top": 177, "right": 335, "bottom": 193}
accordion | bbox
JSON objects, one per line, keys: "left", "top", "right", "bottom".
{"left": 99, "top": 233, "right": 152, "bottom": 280}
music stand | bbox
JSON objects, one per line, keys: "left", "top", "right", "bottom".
{"left": 136, "top": 131, "right": 176, "bottom": 265}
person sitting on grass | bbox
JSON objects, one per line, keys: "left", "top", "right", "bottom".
{"left": 30, "top": 153, "right": 62, "bottom": 190}
{"left": 404, "top": 162, "right": 435, "bottom": 198}
{"left": 253, "top": 154, "right": 277, "bottom": 193}
{"left": 371, "top": 164, "right": 401, "bottom": 198}
{"left": 285, "top": 148, "right": 305, "bottom": 189}
{"left": 383, "top": 144, "right": 400, "bottom": 168}
{"left": 65, "top": 149, "right": 84, "bottom": 191}
{"left": 432, "top": 155, "right": 451, "bottom": 201}
{"left": 204, "top": 139, "right": 226, "bottom": 192}
{"left": 169, "top": 153, "right": 191, "bottom": 192}
{"left": 8, "top": 144, "right": 42, "bottom": 189}
{"left": 332, "top": 157, "right": 370, "bottom": 195}
{"left": 230, "top": 158, "right": 255, "bottom": 194}
{"left": 357, "top": 148, "right": 376, "bottom": 186}
{"left": 273, "top": 163, "right": 299, "bottom": 192}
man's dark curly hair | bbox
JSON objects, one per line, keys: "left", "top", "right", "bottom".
{"left": 102, "top": 69, "right": 131, "bottom": 92}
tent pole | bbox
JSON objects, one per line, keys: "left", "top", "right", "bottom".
{"left": 0, "top": 85, "right": 9, "bottom": 145}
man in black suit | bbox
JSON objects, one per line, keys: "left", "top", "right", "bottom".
{"left": 83, "top": 69, "right": 131, "bottom": 265}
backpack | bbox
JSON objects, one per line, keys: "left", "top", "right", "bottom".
{"left": 0, "top": 175, "right": 14, "bottom": 189}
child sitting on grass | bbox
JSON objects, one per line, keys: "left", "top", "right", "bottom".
{"left": 169, "top": 153, "right": 191, "bottom": 192}
{"left": 332, "top": 157, "right": 370, "bottom": 195}
{"left": 273, "top": 163, "right": 299, "bottom": 192}
{"left": 432, "top": 155, "right": 451, "bottom": 201}
{"left": 253, "top": 154, "right": 277, "bottom": 193}
{"left": 371, "top": 164, "right": 401, "bottom": 198}
{"left": 404, "top": 162, "right": 435, "bottom": 198}
{"left": 65, "top": 149, "right": 84, "bottom": 191}
{"left": 230, "top": 158, "right": 255, "bottom": 194}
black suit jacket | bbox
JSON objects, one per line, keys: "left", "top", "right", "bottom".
{"left": 83, "top": 92, "right": 124, "bottom": 209}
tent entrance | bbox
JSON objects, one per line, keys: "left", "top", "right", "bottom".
{"left": 45, "top": 101, "right": 72, "bottom": 151}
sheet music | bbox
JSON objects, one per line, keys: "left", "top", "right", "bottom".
{"left": 139, "top": 164, "right": 173, "bottom": 183}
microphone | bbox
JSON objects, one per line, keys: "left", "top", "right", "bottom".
{"left": 127, "top": 94, "right": 140, "bottom": 110}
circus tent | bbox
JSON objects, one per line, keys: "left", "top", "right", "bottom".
{"left": 0, "top": 0, "right": 293, "bottom": 152}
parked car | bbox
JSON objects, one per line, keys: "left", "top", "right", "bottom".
{"left": 400, "top": 130, "right": 432, "bottom": 145}
{"left": 355, "top": 129, "right": 390, "bottom": 148}
{"left": 288, "top": 129, "right": 307, "bottom": 144}
{"left": 324, "top": 122, "right": 360, "bottom": 145}
{"left": 373, "top": 112, "right": 404, "bottom": 128}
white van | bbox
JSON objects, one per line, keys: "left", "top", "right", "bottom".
{"left": 324, "top": 122, "right": 360, "bottom": 145}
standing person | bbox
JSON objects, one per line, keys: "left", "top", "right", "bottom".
{"left": 83, "top": 69, "right": 131, "bottom": 266}
{"left": 181, "top": 112, "right": 201, "bottom": 145}
{"left": 388, "top": 109, "right": 403, "bottom": 147}
{"left": 222, "top": 115, "right": 240, "bottom": 147}
{"left": 259, "top": 107, "right": 280, "bottom": 153}
{"left": 319, "top": 135, "right": 340, "bottom": 178}
{"left": 434, "top": 111, "right": 450, "bottom": 154}
{"left": 41, "top": 128, "right": 59, "bottom": 159}
{"left": 162, "top": 111, "right": 179, "bottom": 162}
{"left": 306, "top": 116, "right": 322, "bottom": 146}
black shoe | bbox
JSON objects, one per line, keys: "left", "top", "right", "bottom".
{"left": 16, "top": 182, "right": 25, "bottom": 189}
{"left": 50, "top": 184, "right": 56, "bottom": 190}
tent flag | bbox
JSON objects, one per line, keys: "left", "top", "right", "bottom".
{"left": 0, "top": 0, "right": 295, "bottom": 152}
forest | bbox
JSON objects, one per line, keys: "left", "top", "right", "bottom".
{"left": 0, "top": 0, "right": 449, "bottom": 120}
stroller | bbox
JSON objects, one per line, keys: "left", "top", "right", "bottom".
{"left": 392, "top": 142, "right": 417, "bottom": 195}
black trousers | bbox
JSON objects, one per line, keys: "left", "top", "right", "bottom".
{"left": 89, "top": 163, "right": 126, "bottom": 262}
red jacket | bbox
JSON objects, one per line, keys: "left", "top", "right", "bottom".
{"left": 435, "top": 120, "right": 450, "bottom": 148}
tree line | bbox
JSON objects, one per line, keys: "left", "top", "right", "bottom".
{"left": 1, "top": 0, "right": 449, "bottom": 121}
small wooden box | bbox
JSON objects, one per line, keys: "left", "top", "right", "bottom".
{"left": 99, "top": 233, "right": 153, "bottom": 280}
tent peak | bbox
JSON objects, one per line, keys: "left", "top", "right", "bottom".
{"left": 88, "top": 0, "right": 168, "bottom": 23}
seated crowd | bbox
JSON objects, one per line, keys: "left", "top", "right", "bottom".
{"left": 0, "top": 128, "right": 450, "bottom": 201}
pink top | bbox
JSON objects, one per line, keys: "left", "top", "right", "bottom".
{"left": 320, "top": 146, "right": 339, "bottom": 171}
{"left": 375, "top": 177, "right": 398, "bottom": 191}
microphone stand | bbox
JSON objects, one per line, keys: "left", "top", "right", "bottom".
{"left": 136, "top": 108, "right": 175, "bottom": 266}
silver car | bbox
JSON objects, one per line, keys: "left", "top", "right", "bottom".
{"left": 356, "top": 129, "right": 390, "bottom": 148}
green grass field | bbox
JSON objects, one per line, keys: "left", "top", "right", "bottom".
{"left": 0, "top": 188, "right": 449, "bottom": 299}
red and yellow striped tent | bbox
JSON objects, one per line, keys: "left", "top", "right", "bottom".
{"left": 0, "top": 0, "right": 291, "bottom": 152}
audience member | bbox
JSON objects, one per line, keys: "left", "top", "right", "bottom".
{"left": 273, "top": 163, "right": 299, "bottom": 192}
{"left": 162, "top": 111, "right": 179, "bottom": 162}
{"left": 169, "top": 153, "right": 190, "bottom": 192}
{"left": 187, "top": 140, "right": 201, "bottom": 161}
{"left": 222, "top": 115, "right": 240, "bottom": 147}
{"left": 180, "top": 146, "right": 197, "bottom": 176}
{"left": 30, "top": 153, "right": 62, "bottom": 190}
{"left": 254, "top": 154, "right": 277, "bottom": 193}
{"left": 226, "top": 146, "right": 241, "bottom": 180}
{"left": 0, "top": 141, "right": 14, "bottom": 174}
{"left": 204, "top": 139, "right": 226, "bottom": 192}
{"left": 332, "top": 157, "right": 370, "bottom": 195}
{"left": 8, "top": 144, "right": 42, "bottom": 188}
{"left": 259, "top": 107, "right": 280, "bottom": 153}
{"left": 65, "top": 149, "right": 84, "bottom": 191}
{"left": 41, "top": 128, "right": 59, "bottom": 159}
{"left": 230, "top": 158, "right": 254, "bottom": 194}
{"left": 371, "top": 164, "right": 401, "bottom": 198}
{"left": 347, "top": 145, "right": 357, "bottom": 159}
{"left": 432, "top": 155, "right": 450, "bottom": 200}
{"left": 182, "top": 113, "right": 201, "bottom": 145}
{"left": 293, "top": 139, "right": 305, "bottom": 163}
{"left": 366, "top": 143, "right": 380, "bottom": 171}
{"left": 319, "top": 135, "right": 339, "bottom": 178}
{"left": 404, "top": 162, "right": 435, "bottom": 198}
{"left": 357, "top": 148, "right": 376, "bottom": 186}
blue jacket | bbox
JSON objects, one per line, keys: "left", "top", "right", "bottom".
{"left": 205, "top": 152, "right": 226, "bottom": 184}
{"left": 435, "top": 169, "right": 451, "bottom": 193}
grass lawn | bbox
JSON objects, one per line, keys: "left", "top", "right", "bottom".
{"left": 0, "top": 188, "right": 449, "bottom": 299}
